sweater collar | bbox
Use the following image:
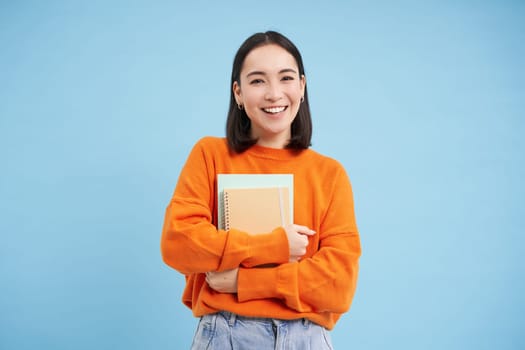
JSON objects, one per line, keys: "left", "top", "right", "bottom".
{"left": 245, "top": 144, "right": 306, "bottom": 160}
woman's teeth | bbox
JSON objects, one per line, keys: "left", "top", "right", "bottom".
{"left": 263, "top": 107, "right": 286, "bottom": 114}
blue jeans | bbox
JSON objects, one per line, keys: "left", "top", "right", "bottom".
{"left": 190, "top": 311, "right": 334, "bottom": 350}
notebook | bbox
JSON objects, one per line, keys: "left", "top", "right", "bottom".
{"left": 217, "top": 174, "right": 293, "bottom": 231}
{"left": 223, "top": 187, "right": 290, "bottom": 234}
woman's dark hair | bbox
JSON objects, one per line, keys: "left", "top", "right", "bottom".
{"left": 226, "top": 31, "right": 312, "bottom": 153}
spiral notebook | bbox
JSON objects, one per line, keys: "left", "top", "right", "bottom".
{"left": 217, "top": 174, "right": 293, "bottom": 232}
{"left": 223, "top": 187, "right": 290, "bottom": 234}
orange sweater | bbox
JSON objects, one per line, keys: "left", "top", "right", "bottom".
{"left": 161, "top": 137, "right": 361, "bottom": 330}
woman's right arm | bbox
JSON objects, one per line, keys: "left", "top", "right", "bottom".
{"left": 160, "top": 139, "right": 290, "bottom": 275}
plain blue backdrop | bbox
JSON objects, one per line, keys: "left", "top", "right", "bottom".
{"left": 1, "top": 1, "right": 524, "bottom": 349}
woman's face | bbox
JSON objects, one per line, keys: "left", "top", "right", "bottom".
{"left": 234, "top": 44, "right": 306, "bottom": 148}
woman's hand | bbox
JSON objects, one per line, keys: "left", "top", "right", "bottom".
{"left": 284, "top": 224, "right": 316, "bottom": 262}
{"left": 206, "top": 268, "right": 239, "bottom": 293}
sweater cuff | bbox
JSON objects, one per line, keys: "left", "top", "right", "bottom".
{"left": 237, "top": 266, "right": 280, "bottom": 302}
{"left": 242, "top": 227, "right": 289, "bottom": 267}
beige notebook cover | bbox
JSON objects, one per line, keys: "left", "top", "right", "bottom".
{"left": 223, "top": 187, "right": 290, "bottom": 234}
{"left": 217, "top": 174, "right": 293, "bottom": 230}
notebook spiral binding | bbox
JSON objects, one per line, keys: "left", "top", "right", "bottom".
{"left": 223, "top": 190, "right": 231, "bottom": 231}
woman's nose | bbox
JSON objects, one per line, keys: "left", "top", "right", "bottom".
{"left": 264, "top": 82, "right": 283, "bottom": 101}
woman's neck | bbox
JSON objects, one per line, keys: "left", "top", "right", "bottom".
{"left": 251, "top": 130, "right": 291, "bottom": 149}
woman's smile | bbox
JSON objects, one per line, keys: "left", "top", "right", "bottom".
{"left": 262, "top": 106, "right": 288, "bottom": 115}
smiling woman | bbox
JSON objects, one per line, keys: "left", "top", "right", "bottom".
{"left": 161, "top": 31, "right": 361, "bottom": 350}
{"left": 233, "top": 44, "right": 306, "bottom": 148}
{"left": 226, "top": 31, "right": 313, "bottom": 154}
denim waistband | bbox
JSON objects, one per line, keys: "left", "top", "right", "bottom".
{"left": 218, "top": 310, "right": 311, "bottom": 327}
{"left": 193, "top": 311, "right": 333, "bottom": 349}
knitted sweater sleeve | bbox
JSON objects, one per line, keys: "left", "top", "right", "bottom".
{"left": 161, "top": 139, "right": 290, "bottom": 275}
{"left": 237, "top": 166, "right": 361, "bottom": 313}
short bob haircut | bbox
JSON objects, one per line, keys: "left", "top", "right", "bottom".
{"left": 226, "top": 31, "right": 312, "bottom": 153}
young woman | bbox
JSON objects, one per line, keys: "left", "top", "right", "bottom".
{"left": 161, "top": 31, "right": 361, "bottom": 350}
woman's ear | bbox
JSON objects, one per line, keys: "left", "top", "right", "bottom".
{"left": 233, "top": 81, "right": 242, "bottom": 105}
{"left": 300, "top": 75, "right": 306, "bottom": 96}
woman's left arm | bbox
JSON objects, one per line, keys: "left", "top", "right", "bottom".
{"left": 235, "top": 167, "right": 362, "bottom": 313}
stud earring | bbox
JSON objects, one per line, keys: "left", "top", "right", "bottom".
{"left": 237, "top": 103, "right": 243, "bottom": 110}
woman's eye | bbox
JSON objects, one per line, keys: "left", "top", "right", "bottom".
{"left": 250, "top": 79, "right": 264, "bottom": 85}
{"left": 282, "top": 76, "right": 295, "bottom": 81}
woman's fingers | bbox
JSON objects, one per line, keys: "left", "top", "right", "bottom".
{"left": 285, "top": 224, "right": 316, "bottom": 261}
{"left": 292, "top": 224, "right": 316, "bottom": 236}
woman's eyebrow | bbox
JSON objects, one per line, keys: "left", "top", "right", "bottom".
{"left": 279, "top": 68, "right": 298, "bottom": 74}
{"left": 246, "top": 68, "right": 298, "bottom": 78}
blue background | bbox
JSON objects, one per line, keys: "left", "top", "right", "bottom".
{"left": 1, "top": 1, "right": 524, "bottom": 349}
